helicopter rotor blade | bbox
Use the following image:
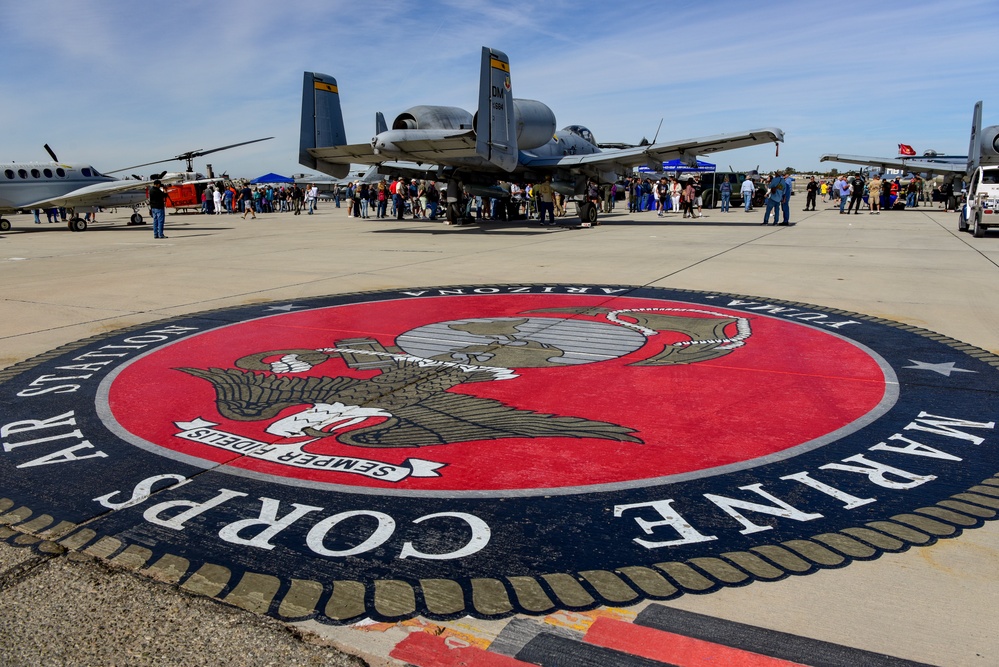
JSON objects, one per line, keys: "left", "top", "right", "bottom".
{"left": 180, "top": 137, "right": 273, "bottom": 160}
{"left": 106, "top": 157, "right": 181, "bottom": 174}
{"left": 106, "top": 137, "right": 273, "bottom": 174}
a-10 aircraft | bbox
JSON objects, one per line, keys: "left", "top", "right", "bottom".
{"left": 0, "top": 139, "right": 271, "bottom": 233}
{"left": 820, "top": 101, "right": 999, "bottom": 178}
{"left": 300, "top": 46, "right": 784, "bottom": 224}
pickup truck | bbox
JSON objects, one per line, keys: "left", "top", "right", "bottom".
{"left": 960, "top": 166, "right": 999, "bottom": 237}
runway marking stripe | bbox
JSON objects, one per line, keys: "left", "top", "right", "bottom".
{"left": 390, "top": 631, "right": 534, "bottom": 667}
{"left": 634, "top": 605, "right": 937, "bottom": 667}
{"left": 514, "top": 632, "right": 672, "bottom": 666}
{"left": 584, "top": 616, "right": 806, "bottom": 667}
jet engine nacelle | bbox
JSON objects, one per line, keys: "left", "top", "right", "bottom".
{"left": 472, "top": 99, "right": 556, "bottom": 152}
{"left": 511, "top": 99, "right": 556, "bottom": 150}
{"left": 979, "top": 125, "right": 999, "bottom": 162}
{"left": 392, "top": 106, "right": 474, "bottom": 131}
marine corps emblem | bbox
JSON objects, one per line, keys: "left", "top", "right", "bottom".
{"left": 1, "top": 285, "right": 997, "bottom": 624}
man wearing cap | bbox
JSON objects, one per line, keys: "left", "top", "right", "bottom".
{"left": 761, "top": 172, "right": 784, "bottom": 225}
{"left": 846, "top": 173, "right": 866, "bottom": 215}
{"left": 535, "top": 175, "right": 556, "bottom": 226}
{"left": 149, "top": 179, "right": 168, "bottom": 239}
{"left": 740, "top": 175, "right": 756, "bottom": 212}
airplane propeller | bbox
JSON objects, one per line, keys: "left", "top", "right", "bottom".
{"left": 44, "top": 144, "right": 59, "bottom": 162}
{"left": 107, "top": 137, "right": 274, "bottom": 174}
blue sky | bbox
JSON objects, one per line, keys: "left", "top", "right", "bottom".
{"left": 2, "top": 0, "right": 997, "bottom": 178}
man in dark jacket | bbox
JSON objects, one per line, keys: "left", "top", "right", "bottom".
{"left": 846, "top": 174, "right": 866, "bottom": 214}
{"left": 149, "top": 180, "right": 168, "bottom": 238}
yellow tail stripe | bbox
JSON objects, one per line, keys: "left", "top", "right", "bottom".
{"left": 314, "top": 81, "right": 338, "bottom": 94}
{"left": 490, "top": 58, "right": 510, "bottom": 73}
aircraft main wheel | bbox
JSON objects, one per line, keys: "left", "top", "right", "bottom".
{"left": 446, "top": 202, "right": 461, "bottom": 224}
{"left": 582, "top": 202, "right": 598, "bottom": 223}
{"left": 973, "top": 212, "right": 985, "bottom": 238}
{"left": 0, "top": 218, "right": 10, "bottom": 232}
{"left": 130, "top": 213, "right": 144, "bottom": 225}
{"left": 958, "top": 207, "right": 969, "bottom": 232}
{"left": 69, "top": 217, "right": 87, "bottom": 232}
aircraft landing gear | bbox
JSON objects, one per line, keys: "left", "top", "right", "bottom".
{"left": 68, "top": 217, "right": 88, "bottom": 232}
{"left": 0, "top": 218, "right": 11, "bottom": 232}
{"left": 576, "top": 201, "right": 598, "bottom": 224}
{"left": 445, "top": 202, "right": 463, "bottom": 225}
{"left": 129, "top": 212, "right": 145, "bottom": 225}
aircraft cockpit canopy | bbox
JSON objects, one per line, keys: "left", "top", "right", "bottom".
{"left": 564, "top": 125, "right": 597, "bottom": 147}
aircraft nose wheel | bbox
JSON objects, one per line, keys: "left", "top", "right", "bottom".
{"left": 129, "top": 213, "right": 145, "bottom": 225}
{"left": 0, "top": 218, "right": 11, "bottom": 232}
{"left": 68, "top": 217, "right": 87, "bottom": 232}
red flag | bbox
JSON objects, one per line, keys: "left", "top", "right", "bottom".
{"left": 898, "top": 143, "right": 916, "bottom": 156}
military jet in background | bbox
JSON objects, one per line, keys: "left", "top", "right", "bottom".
{"left": 300, "top": 46, "right": 784, "bottom": 224}
{"left": 0, "top": 138, "right": 271, "bottom": 232}
{"left": 820, "top": 101, "right": 999, "bottom": 179}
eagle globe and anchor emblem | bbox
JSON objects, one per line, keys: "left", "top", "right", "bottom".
{"left": 174, "top": 305, "right": 753, "bottom": 488}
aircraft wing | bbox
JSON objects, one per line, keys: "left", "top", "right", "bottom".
{"left": 308, "top": 142, "right": 382, "bottom": 164}
{"left": 309, "top": 130, "right": 478, "bottom": 166}
{"left": 22, "top": 176, "right": 179, "bottom": 209}
{"left": 521, "top": 128, "right": 784, "bottom": 171}
{"left": 383, "top": 132, "right": 478, "bottom": 162}
{"left": 820, "top": 153, "right": 968, "bottom": 176}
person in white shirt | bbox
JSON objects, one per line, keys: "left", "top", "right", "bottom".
{"left": 212, "top": 187, "right": 223, "bottom": 215}
{"left": 740, "top": 177, "right": 756, "bottom": 212}
{"left": 306, "top": 185, "right": 319, "bottom": 214}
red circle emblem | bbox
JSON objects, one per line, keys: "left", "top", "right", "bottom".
{"left": 105, "top": 294, "right": 888, "bottom": 495}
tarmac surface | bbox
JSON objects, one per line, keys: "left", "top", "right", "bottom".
{"left": 1, "top": 200, "right": 998, "bottom": 666}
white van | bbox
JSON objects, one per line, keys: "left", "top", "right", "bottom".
{"left": 960, "top": 165, "right": 999, "bottom": 237}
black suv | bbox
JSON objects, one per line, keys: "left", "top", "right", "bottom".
{"left": 693, "top": 172, "right": 766, "bottom": 209}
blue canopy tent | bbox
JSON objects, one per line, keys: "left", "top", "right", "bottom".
{"left": 249, "top": 173, "right": 293, "bottom": 184}
{"left": 638, "top": 159, "right": 716, "bottom": 175}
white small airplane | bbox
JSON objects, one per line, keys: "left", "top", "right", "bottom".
{"left": 0, "top": 139, "right": 271, "bottom": 233}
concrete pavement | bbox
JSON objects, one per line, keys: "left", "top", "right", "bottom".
{"left": 1, "top": 200, "right": 997, "bottom": 666}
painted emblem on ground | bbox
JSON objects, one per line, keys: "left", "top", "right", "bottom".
{"left": 1, "top": 285, "right": 998, "bottom": 624}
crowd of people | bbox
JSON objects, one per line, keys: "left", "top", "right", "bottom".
{"left": 326, "top": 176, "right": 613, "bottom": 224}
{"left": 158, "top": 170, "right": 963, "bottom": 232}
{"left": 197, "top": 182, "right": 319, "bottom": 216}
{"left": 821, "top": 173, "right": 960, "bottom": 213}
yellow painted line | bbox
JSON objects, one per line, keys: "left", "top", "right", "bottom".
{"left": 314, "top": 81, "right": 338, "bottom": 94}
{"left": 490, "top": 58, "right": 509, "bottom": 72}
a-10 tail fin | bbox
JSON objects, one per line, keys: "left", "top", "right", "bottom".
{"left": 375, "top": 111, "right": 388, "bottom": 135}
{"left": 475, "top": 47, "right": 518, "bottom": 172}
{"left": 968, "top": 100, "right": 983, "bottom": 174}
{"left": 300, "top": 72, "right": 349, "bottom": 178}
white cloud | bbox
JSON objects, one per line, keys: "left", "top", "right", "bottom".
{"left": 2, "top": 0, "right": 998, "bottom": 176}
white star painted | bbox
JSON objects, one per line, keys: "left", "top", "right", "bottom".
{"left": 266, "top": 304, "right": 306, "bottom": 312}
{"left": 904, "top": 360, "right": 977, "bottom": 377}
